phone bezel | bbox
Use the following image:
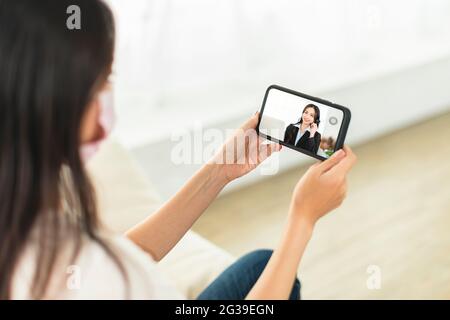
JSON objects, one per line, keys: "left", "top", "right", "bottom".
{"left": 256, "top": 84, "right": 351, "bottom": 161}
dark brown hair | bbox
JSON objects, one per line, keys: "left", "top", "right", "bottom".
{"left": 0, "top": 0, "right": 127, "bottom": 299}
{"left": 296, "top": 104, "right": 321, "bottom": 126}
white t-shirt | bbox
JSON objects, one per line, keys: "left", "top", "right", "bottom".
{"left": 12, "top": 233, "right": 185, "bottom": 300}
{"left": 294, "top": 124, "right": 310, "bottom": 146}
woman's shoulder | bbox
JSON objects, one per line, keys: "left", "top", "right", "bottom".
{"left": 12, "top": 233, "right": 184, "bottom": 300}
{"left": 286, "top": 123, "right": 297, "bottom": 130}
{"left": 67, "top": 234, "right": 185, "bottom": 299}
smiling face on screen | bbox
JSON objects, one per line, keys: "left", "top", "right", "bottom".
{"left": 301, "top": 107, "right": 316, "bottom": 126}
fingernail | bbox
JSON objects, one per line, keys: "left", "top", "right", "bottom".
{"left": 334, "top": 149, "right": 344, "bottom": 157}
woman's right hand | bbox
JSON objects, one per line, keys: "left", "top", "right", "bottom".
{"left": 288, "top": 146, "right": 357, "bottom": 229}
{"left": 246, "top": 146, "right": 356, "bottom": 300}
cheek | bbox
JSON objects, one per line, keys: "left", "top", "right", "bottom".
{"left": 80, "top": 100, "right": 101, "bottom": 144}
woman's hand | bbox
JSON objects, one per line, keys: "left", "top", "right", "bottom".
{"left": 288, "top": 145, "right": 357, "bottom": 229}
{"left": 309, "top": 122, "right": 318, "bottom": 137}
{"left": 209, "top": 112, "right": 282, "bottom": 183}
{"left": 247, "top": 146, "right": 356, "bottom": 300}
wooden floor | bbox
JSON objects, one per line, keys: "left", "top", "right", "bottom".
{"left": 192, "top": 111, "right": 450, "bottom": 299}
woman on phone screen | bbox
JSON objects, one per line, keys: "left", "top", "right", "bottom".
{"left": 284, "top": 104, "right": 321, "bottom": 154}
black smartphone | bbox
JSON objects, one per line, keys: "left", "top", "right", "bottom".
{"left": 256, "top": 84, "right": 351, "bottom": 161}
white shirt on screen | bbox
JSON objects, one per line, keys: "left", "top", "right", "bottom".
{"left": 294, "top": 124, "right": 309, "bottom": 146}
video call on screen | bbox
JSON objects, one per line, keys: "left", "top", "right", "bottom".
{"left": 259, "top": 88, "right": 344, "bottom": 158}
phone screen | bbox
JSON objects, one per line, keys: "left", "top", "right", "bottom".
{"left": 258, "top": 86, "right": 348, "bottom": 159}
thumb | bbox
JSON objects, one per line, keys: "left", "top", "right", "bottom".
{"left": 258, "top": 142, "right": 281, "bottom": 162}
{"left": 318, "top": 148, "right": 345, "bottom": 173}
{"left": 240, "top": 112, "right": 259, "bottom": 131}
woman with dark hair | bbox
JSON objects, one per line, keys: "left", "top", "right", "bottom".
{"left": 284, "top": 104, "right": 322, "bottom": 154}
{"left": 0, "top": 0, "right": 356, "bottom": 299}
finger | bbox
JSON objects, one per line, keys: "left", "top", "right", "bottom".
{"left": 258, "top": 135, "right": 282, "bottom": 149}
{"left": 241, "top": 112, "right": 259, "bottom": 131}
{"left": 330, "top": 145, "right": 357, "bottom": 175}
{"left": 258, "top": 135, "right": 265, "bottom": 144}
{"left": 258, "top": 142, "right": 280, "bottom": 162}
{"left": 318, "top": 148, "right": 346, "bottom": 173}
{"left": 244, "top": 132, "right": 250, "bottom": 164}
{"left": 246, "top": 129, "right": 259, "bottom": 165}
{"left": 258, "top": 135, "right": 282, "bottom": 152}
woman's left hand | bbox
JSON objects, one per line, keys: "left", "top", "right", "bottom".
{"left": 309, "top": 122, "right": 318, "bottom": 136}
{"left": 209, "top": 112, "right": 282, "bottom": 183}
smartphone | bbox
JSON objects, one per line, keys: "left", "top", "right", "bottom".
{"left": 256, "top": 84, "right": 351, "bottom": 161}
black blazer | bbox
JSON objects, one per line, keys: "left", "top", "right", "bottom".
{"left": 283, "top": 124, "right": 321, "bottom": 154}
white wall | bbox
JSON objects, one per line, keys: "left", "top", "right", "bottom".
{"left": 104, "top": 0, "right": 450, "bottom": 198}
{"left": 130, "top": 56, "right": 450, "bottom": 199}
{"left": 107, "top": 0, "right": 450, "bottom": 149}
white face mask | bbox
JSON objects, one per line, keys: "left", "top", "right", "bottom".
{"left": 80, "top": 88, "right": 115, "bottom": 162}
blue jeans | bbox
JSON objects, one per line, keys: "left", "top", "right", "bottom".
{"left": 197, "top": 249, "right": 301, "bottom": 300}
